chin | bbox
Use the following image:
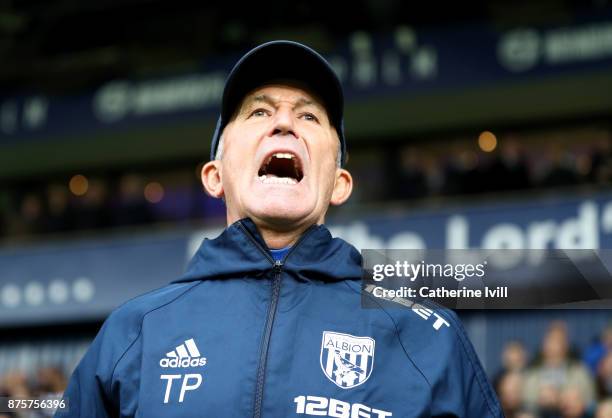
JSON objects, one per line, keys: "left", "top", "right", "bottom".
{"left": 250, "top": 201, "right": 316, "bottom": 226}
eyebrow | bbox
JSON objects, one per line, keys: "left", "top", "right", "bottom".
{"left": 247, "top": 94, "right": 320, "bottom": 110}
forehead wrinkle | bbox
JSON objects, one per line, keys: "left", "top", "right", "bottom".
{"left": 246, "top": 92, "right": 322, "bottom": 110}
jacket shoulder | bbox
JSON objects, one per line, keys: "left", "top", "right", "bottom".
{"left": 105, "top": 281, "right": 202, "bottom": 377}
{"left": 94, "top": 281, "right": 202, "bottom": 385}
{"left": 106, "top": 281, "right": 202, "bottom": 334}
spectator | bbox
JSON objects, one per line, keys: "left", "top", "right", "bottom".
{"left": 497, "top": 371, "right": 527, "bottom": 418}
{"left": 597, "top": 351, "right": 612, "bottom": 399}
{"left": 44, "top": 184, "right": 73, "bottom": 233}
{"left": 421, "top": 154, "right": 444, "bottom": 195}
{"left": 591, "top": 137, "right": 612, "bottom": 185}
{"left": 14, "top": 193, "right": 45, "bottom": 237}
{"left": 523, "top": 321, "right": 596, "bottom": 415}
{"left": 34, "top": 366, "right": 67, "bottom": 417}
{"left": 559, "top": 385, "right": 593, "bottom": 418}
{"left": 494, "top": 340, "right": 529, "bottom": 389}
{"left": 0, "top": 367, "right": 67, "bottom": 418}
{"left": 111, "top": 174, "right": 152, "bottom": 227}
{"left": 540, "top": 145, "right": 580, "bottom": 188}
{"left": 443, "top": 146, "right": 482, "bottom": 195}
{"left": 394, "top": 146, "right": 428, "bottom": 199}
{"left": 486, "top": 137, "right": 530, "bottom": 192}
{"left": 584, "top": 322, "right": 612, "bottom": 375}
{"left": 72, "top": 178, "right": 109, "bottom": 231}
{"left": 33, "top": 366, "right": 66, "bottom": 396}
{"left": 0, "top": 191, "right": 10, "bottom": 238}
{"left": 0, "top": 370, "right": 31, "bottom": 398}
{"left": 596, "top": 399, "right": 612, "bottom": 418}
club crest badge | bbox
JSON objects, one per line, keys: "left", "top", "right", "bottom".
{"left": 320, "top": 331, "right": 375, "bottom": 389}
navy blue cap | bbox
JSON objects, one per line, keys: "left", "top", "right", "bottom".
{"left": 210, "top": 40, "right": 346, "bottom": 166}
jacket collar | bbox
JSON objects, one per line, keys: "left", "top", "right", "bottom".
{"left": 174, "top": 218, "right": 362, "bottom": 283}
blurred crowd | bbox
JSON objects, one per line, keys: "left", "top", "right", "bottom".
{"left": 0, "top": 367, "right": 66, "bottom": 417}
{"left": 0, "top": 171, "right": 226, "bottom": 240}
{"left": 496, "top": 321, "right": 612, "bottom": 418}
{"left": 383, "top": 132, "right": 612, "bottom": 201}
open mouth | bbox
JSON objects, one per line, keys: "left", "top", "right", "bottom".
{"left": 258, "top": 152, "right": 304, "bottom": 185}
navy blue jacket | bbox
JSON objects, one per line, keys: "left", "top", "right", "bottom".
{"left": 56, "top": 219, "right": 502, "bottom": 418}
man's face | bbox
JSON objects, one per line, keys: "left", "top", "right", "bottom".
{"left": 203, "top": 83, "right": 351, "bottom": 231}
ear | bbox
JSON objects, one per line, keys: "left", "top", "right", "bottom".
{"left": 330, "top": 168, "right": 353, "bottom": 206}
{"left": 201, "top": 160, "right": 224, "bottom": 198}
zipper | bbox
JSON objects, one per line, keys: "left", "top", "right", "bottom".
{"left": 252, "top": 261, "right": 282, "bottom": 418}
{"left": 237, "top": 221, "right": 276, "bottom": 265}
{"left": 236, "top": 221, "right": 317, "bottom": 418}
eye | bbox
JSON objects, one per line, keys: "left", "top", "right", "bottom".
{"left": 249, "top": 108, "right": 270, "bottom": 118}
{"left": 301, "top": 112, "right": 319, "bottom": 123}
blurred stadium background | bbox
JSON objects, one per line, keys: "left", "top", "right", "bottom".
{"left": 1, "top": 0, "right": 612, "bottom": 416}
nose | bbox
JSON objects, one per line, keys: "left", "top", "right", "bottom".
{"left": 267, "top": 106, "right": 297, "bottom": 138}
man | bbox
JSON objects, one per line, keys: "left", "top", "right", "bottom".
{"left": 56, "top": 41, "right": 502, "bottom": 418}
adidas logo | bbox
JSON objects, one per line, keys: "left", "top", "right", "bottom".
{"left": 159, "top": 338, "right": 207, "bottom": 368}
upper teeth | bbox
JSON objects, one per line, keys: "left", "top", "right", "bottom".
{"left": 273, "top": 153, "right": 294, "bottom": 159}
